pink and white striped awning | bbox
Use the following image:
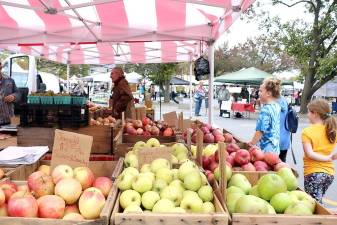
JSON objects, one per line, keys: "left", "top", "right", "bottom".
{"left": 0, "top": 0, "right": 255, "bottom": 64}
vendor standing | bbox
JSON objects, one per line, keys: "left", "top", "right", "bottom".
{"left": 110, "top": 67, "right": 135, "bottom": 119}
{"left": 0, "top": 61, "right": 20, "bottom": 126}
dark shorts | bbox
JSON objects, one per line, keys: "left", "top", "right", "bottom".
{"left": 304, "top": 172, "right": 334, "bottom": 203}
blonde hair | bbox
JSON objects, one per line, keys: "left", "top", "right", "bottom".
{"left": 263, "top": 78, "right": 281, "bottom": 98}
{"left": 308, "top": 99, "right": 337, "bottom": 143}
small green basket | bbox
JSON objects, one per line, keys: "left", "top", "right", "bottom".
{"left": 40, "top": 96, "right": 54, "bottom": 105}
{"left": 54, "top": 96, "right": 71, "bottom": 105}
{"left": 72, "top": 96, "right": 87, "bottom": 105}
{"left": 27, "top": 96, "right": 40, "bottom": 104}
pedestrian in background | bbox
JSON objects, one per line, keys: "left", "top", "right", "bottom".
{"left": 217, "top": 84, "right": 230, "bottom": 117}
{"left": 249, "top": 78, "right": 281, "bottom": 153}
{"left": 194, "top": 81, "right": 206, "bottom": 117}
{"left": 301, "top": 99, "right": 337, "bottom": 203}
{"left": 278, "top": 95, "right": 291, "bottom": 162}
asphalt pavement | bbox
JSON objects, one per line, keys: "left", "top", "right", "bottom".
{"left": 150, "top": 98, "right": 337, "bottom": 209}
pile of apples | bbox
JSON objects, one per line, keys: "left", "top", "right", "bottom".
{"left": 90, "top": 116, "right": 117, "bottom": 126}
{"left": 124, "top": 117, "right": 174, "bottom": 137}
{"left": 0, "top": 164, "right": 113, "bottom": 220}
{"left": 183, "top": 123, "right": 235, "bottom": 144}
{"left": 124, "top": 139, "right": 189, "bottom": 168}
{"left": 116, "top": 159, "right": 216, "bottom": 213}
{"left": 201, "top": 144, "right": 287, "bottom": 173}
{"left": 226, "top": 168, "right": 317, "bottom": 216}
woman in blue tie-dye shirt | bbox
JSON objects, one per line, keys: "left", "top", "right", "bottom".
{"left": 249, "top": 78, "right": 281, "bottom": 154}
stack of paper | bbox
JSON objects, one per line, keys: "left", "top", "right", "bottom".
{"left": 0, "top": 146, "right": 49, "bottom": 165}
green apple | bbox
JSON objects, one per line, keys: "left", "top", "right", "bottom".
{"left": 123, "top": 167, "right": 139, "bottom": 176}
{"left": 265, "top": 201, "right": 276, "bottom": 214}
{"left": 120, "top": 190, "right": 141, "bottom": 209}
{"left": 289, "top": 190, "right": 316, "bottom": 212}
{"left": 171, "top": 155, "right": 179, "bottom": 164}
{"left": 270, "top": 192, "right": 295, "bottom": 213}
{"left": 214, "top": 166, "right": 232, "bottom": 182}
{"left": 124, "top": 153, "right": 138, "bottom": 168}
{"left": 284, "top": 202, "right": 313, "bottom": 215}
{"left": 170, "top": 207, "right": 186, "bottom": 213}
{"left": 226, "top": 192, "right": 245, "bottom": 214}
{"left": 248, "top": 185, "right": 259, "bottom": 197}
{"left": 160, "top": 185, "right": 183, "bottom": 206}
{"left": 117, "top": 173, "right": 135, "bottom": 191}
{"left": 184, "top": 171, "right": 202, "bottom": 191}
{"left": 202, "top": 202, "right": 215, "bottom": 213}
{"left": 180, "top": 195, "right": 203, "bottom": 213}
{"left": 277, "top": 168, "right": 298, "bottom": 191}
{"left": 234, "top": 195, "right": 268, "bottom": 214}
{"left": 141, "top": 164, "right": 151, "bottom": 173}
{"left": 178, "top": 160, "right": 198, "bottom": 181}
{"left": 203, "top": 144, "right": 217, "bottom": 156}
{"left": 152, "top": 179, "right": 168, "bottom": 192}
{"left": 132, "top": 174, "right": 153, "bottom": 193}
{"left": 156, "top": 168, "right": 173, "bottom": 184}
{"left": 133, "top": 141, "right": 147, "bottom": 154}
{"left": 146, "top": 138, "right": 160, "bottom": 147}
{"left": 140, "top": 172, "right": 155, "bottom": 182}
{"left": 124, "top": 205, "right": 143, "bottom": 213}
{"left": 170, "top": 180, "right": 185, "bottom": 193}
{"left": 150, "top": 158, "right": 170, "bottom": 173}
{"left": 198, "top": 185, "right": 214, "bottom": 202}
{"left": 172, "top": 143, "right": 188, "bottom": 156}
{"left": 183, "top": 190, "right": 199, "bottom": 198}
{"left": 176, "top": 152, "right": 188, "bottom": 163}
{"left": 171, "top": 169, "right": 179, "bottom": 180}
{"left": 200, "top": 172, "right": 208, "bottom": 185}
{"left": 257, "top": 174, "right": 287, "bottom": 201}
{"left": 152, "top": 199, "right": 175, "bottom": 212}
{"left": 141, "top": 191, "right": 160, "bottom": 210}
{"left": 228, "top": 174, "right": 252, "bottom": 194}
{"left": 226, "top": 186, "right": 245, "bottom": 196}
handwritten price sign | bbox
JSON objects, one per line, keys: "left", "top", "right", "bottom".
{"left": 51, "top": 129, "right": 93, "bottom": 170}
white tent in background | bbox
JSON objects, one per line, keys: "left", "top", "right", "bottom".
{"left": 69, "top": 75, "right": 79, "bottom": 83}
{"left": 39, "top": 72, "right": 60, "bottom": 93}
{"left": 89, "top": 72, "right": 111, "bottom": 83}
{"left": 125, "top": 72, "right": 142, "bottom": 84}
{"left": 314, "top": 77, "right": 337, "bottom": 97}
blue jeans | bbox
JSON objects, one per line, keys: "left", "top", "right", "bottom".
{"left": 195, "top": 98, "right": 203, "bottom": 116}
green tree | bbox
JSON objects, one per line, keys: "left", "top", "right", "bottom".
{"left": 262, "top": 0, "right": 337, "bottom": 113}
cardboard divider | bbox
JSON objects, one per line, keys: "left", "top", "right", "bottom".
{"left": 137, "top": 147, "right": 172, "bottom": 168}
{"left": 196, "top": 128, "right": 203, "bottom": 166}
{"left": 218, "top": 142, "right": 227, "bottom": 204}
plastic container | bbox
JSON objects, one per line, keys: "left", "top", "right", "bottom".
{"left": 54, "top": 96, "right": 71, "bottom": 105}
{"left": 40, "top": 96, "right": 54, "bottom": 105}
{"left": 72, "top": 96, "right": 87, "bottom": 105}
{"left": 27, "top": 96, "right": 40, "bottom": 104}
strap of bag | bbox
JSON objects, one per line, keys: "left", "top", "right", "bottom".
{"left": 290, "top": 133, "right": 297, "bottom": 164}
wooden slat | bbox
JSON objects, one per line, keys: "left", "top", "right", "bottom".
{"left": 17, "top": 127, "right": 55, "bottom": 151}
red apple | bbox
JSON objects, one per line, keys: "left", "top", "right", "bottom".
{"left": 214, "top": 134, "right": 225, "bottom": 143}
{"left": 206, "top": 173, "right": 215, "bottom": 184}
{"left": 226, "top": 155, "right": 235, "bottom": 166}
{"left": 191, "top": 133, "right": 197, "bottom": 143}
{"left": 10, "top": 190, "right": 33, "bottom": 200}
{"left": 74, "top": 167, "right": 95, "bottom": 190}
{"left": 212, "top": 129, "right": 223, "bottom": 136}
{"left": 202, "top": 156, "right": 211, "bottom": 170}
{"left": 255, "top": 166, "right": 268, "bottom": 171}
{"left": 224, "top": 133, "right": 233, "bottom": 143}
{"left": 248, "top": 146, "right": 261, "bottom": 154}
{"left": 274, "top": 162, "right": 289, "bottom": 171}
{"left": 253, "top": 161, "right": 270, "bottom": 170}
{"left": 144, "top": 124, "right": 152, "bottom": 132}
{"left": 227, "top": 143, "right": 240, "bottom": 153}
{"left": 250, "top": 148, "right": 265, "bottom": 162}
{"left": 0, "top": 188, "right": 5, "bottom": 205}
{"left": 78, "top": 187, "right": 106, "bottom": 219}
{"left": 64, "top": 204, "right": 80, "bottom": 215}
{"left": 163, "top": 128, "right": 174, "bottom": 136}
{"left": 132, "top": 120, "right": 143, "bottom": 128}
{"left": 143, "top": 131, "right": 151, "bottom": 136}
{"left": 93, "top": 177, "right": 113, "bottom": 197}
{"left": 28, "top": 171, "right": 54, "bottom": 198}
{"left": 142, "top": 117, "right": 151, "bottom": 126}
{"left": 150, "top": 126, "right": 160, "bottom": 135}
{"left": 126, "top": 126, "right": 137, "bottom": 135}
{"left": 136, "top": 128, "right": 144, "bottom": 135}
{"left": 37, "top": 195, "right": 65, "bottom": 218}
{"left": 204, "top": 133, "right": 215, "bottom": 143}
{"left": 201, "top": 126, "right": 210, "bottom": 134}
{"left": 55, "top": 178, "right": 82, "bottom": 205}
{"left": 8, "top": 195, "right": 38, "bottom": 217}
{"left": 264, "top": 152, "right": 281, "bottom": 166}
{"left": 242, "top": 163, "right": 256, "bottom": 171}
{"left": 234, "top": 149, "right": 251, "bottom": 165}
{"left": 215, "top": 151, "right": 219, "bottom": 163}
{"left": 0, "top": 181, "right": 18, "bottom": 202}
{"left": 209, "top": 162, "right": 219, "bottom": 172}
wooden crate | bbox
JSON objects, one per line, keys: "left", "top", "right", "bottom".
{"left": 0, "top": 136, "right": 17, "bottom": 149}
{"left": 0, "top": 165, "right": 23, "bottom": 181}
{"left": 0, "top": 158, "right": 124, "bottom": 225}
{"left": 17, "top": 127, "right": 55, "bottom": 151}
{"left": 229, "top": 172, "right": 337, "bottom": 225}
{"left": 111, "top": 192, "right": 228, "bottom": 225}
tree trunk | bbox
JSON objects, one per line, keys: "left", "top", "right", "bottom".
{"left": 163, "top": 80, "right": 170, "bottom": 103}
{"left": 300, "top": 69, "right": 315, "bottom": 114}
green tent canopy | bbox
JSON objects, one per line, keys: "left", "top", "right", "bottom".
{"left": 214, "top": 67, "right": 293, "bottom": 85}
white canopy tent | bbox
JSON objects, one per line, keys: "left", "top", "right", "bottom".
{"left": 0, "top": 0, "right": 255, "bottom": 124}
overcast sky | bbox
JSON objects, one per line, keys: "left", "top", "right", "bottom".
{"left": 216, "top": 0, "right": 312, "bottom": 48}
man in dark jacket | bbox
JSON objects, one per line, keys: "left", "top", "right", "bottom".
{"left": 110, "top": 67, "right": 135, "bottom": 119}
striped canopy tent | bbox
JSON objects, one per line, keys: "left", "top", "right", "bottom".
{"left": 0, "top": 0, "right": 255, "bottom": 124}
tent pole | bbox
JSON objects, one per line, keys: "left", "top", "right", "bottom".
{"left": 208, "top": 41, "right": 214, "bottom": 125}
{"left": 189, "top": 60, "right": 193, "bottom": 119}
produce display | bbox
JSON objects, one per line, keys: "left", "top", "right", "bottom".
{"left": 183, "top": 121, "right": 235, "bottom": 144}
{"left": 124, "top": 139, "right": 189, "bottom": 168}
{"left": 0, "top": 164, "right": 113, "bottom": 220}
{"left": 124, "top": 118, "right": 174, "bottom": 136}
{"left": 0, "top": 134, "right": 13, "bottom": 140}
{"left": 89, "top": 116, "right": 117, "bottom": 126}
{"left": 225, "top": 168, "right": 317, "bottom": 216}
{"left": 0, "top": 169, "right": 4, "bottom": 180}
{"left": 116, "top": 159, "right": 215, "bottom": 213}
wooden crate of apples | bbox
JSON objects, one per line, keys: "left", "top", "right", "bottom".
{"left": 111, "top": 158, "right": 228, "bottom": 225}
{"left": 0, "top": 162, "right": 120, "bottom": 225}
